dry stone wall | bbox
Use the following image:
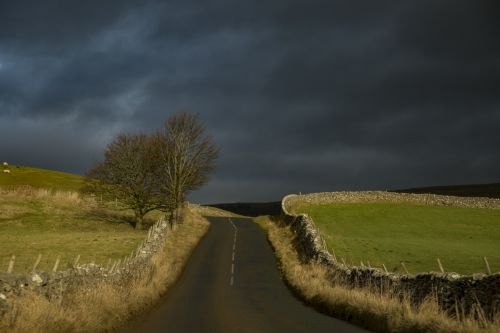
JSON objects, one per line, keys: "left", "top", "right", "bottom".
{"left": 281, "top": 192, "right": 500, "bottom": 317}
{"left": 0, "top": 216, "right": 172, "bottom": 316}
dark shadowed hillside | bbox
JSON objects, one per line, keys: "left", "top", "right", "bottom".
{"left": 206, "top": 202, "right": 281, "bottom": 217}
{"left": 394, "top": 183, "right": 500, "bottom": 199}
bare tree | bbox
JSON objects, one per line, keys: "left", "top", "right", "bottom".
{"left": 83, "top": 133, "right": 165, "bottom": 229}
{"left": 154, "top": 112, "right": 219, "bottom": 223}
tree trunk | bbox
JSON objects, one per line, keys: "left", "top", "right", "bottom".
{"left": 135, "top": 214, "right": 144, "bottom": 230}
{"left": 167, "top": 211, "right": 175, "bottom": 228}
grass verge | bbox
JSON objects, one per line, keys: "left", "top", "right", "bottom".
{"left": 0, "top": 207, "right": 209, "bottom": 333}
{"left": 255, "top": 215, "right": 500, "bottom": 333}
{"left": 296, "top": 202, "right": 500, "bottom": 274}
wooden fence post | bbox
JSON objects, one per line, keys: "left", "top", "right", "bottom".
{"left": 73, "top": 254, "right": 81, "bottom": 268}
{"left": 52, "top": 256, "right": 61, "bottom": 272}
{"left": 114, "top": 260, "right": 119, "bottom": 273}
{"left": 483, "top": 257, "right": 492, "bottom": 275}
{"left": 400, "top": 262, "right": 409, "bottom": 274}
{"left": 437, "top": 258, "right": 445, "bottom": 273}
{"left": 7, "top": 255, "right": 15, "bottom": 273}
{"left": 32, "top": 254, "right": 42, "bottom": 272}
{"left": 331, "top": 248, "right": 337, "bottom": 262}
{"left": 106, "top": 258, "right": 112, "bottom": 271}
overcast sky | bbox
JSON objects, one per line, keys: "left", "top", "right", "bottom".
{"left": 1, "top": 1, "right": 499, "bottom": 203}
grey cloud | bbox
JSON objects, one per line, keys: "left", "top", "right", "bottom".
{"left": 1, "top": 0, "right": 499, "bottom": 202}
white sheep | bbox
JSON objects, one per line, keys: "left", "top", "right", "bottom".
{"left": 3, "top": 169, "right": 10, "bottom": 174}
{"left": 3, "top": 162, "right": 7, "bottom": 166}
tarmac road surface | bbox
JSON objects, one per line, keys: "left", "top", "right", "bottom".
{"left": 126, "top": 217, "right": 371, "bottom": 333}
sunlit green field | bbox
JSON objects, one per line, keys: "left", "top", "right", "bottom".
{"left": 297, "top": 203, "right": 500, "bottom": 275}
{"left": 0, "top": 165, "right": 84, "bottom": 192}
{"left": 0, "top": 165, "right": 161, "bottom": 273}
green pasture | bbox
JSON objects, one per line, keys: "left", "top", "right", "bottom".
{"left": 0, "top": 192, "right": 164, "bottom": 273}
{"left": 0, "top": 165, "right": 165, "bottom": 273}
{"left": 0, "top": 165, "right": 84, "bottom": 192}
{"left": 296, "top": 202, "right": 500, "bottom": 275}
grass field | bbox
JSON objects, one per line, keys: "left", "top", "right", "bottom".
{"left": 0, "top": 207, "right": 210, "bottom": 333}
{"left": 296, "top": 202, "right": 500, "bottom": 275}
{"left": 0, "top": 165, "right": 84, "bottom": 192}
{"left": 0, "top": 165, "right": 168, "bottom": 272}
{"left": 256, "top": 215, "right": 499, "bottom": 333}
{"left": 0, "top": 187, "right": 165, "bottom": 273}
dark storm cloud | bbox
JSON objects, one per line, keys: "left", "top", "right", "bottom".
{"left": 1, "top": 0, "right": 499, "bottom": 203}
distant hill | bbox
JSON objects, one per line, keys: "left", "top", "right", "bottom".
{"left": 393, "top": 182, "right": 500, "bottom": 199}
{"left": 0, "top": 164, "right": 84, "bottom": 192}
{"left": 207, "top": 183, "right": 500, "bottom": 216}
{"left": 207, "top": 202, "right": 281, "bottom": 217}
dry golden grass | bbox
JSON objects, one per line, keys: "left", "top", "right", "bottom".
{"left": 0, "top": 207, "right": 209, "bottom": 333}
{"left": 255, "top": 216, "right": 500, "bottom": 333}
{"left": 0, "top": 186, "right": 86, "bottom": 203}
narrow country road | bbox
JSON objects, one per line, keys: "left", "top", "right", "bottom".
{"left": 125, "top": 217, "right": 371, "bottom": 333}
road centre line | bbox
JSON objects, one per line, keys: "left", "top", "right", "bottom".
{"left": 229, "top": 218, "right": 238, "bottom": 287}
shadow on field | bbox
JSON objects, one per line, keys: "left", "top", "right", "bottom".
{"left": 83, "top": 209, "right": 158, "bottom": 229}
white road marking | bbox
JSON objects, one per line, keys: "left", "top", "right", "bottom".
{"left": 229, "top": 218, "right": 238, "bottom": 287}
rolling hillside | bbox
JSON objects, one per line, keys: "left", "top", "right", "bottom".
{"left": 0, "top": 164, "right": 84, "bottom": 192}
{"left": 0, "top": 165, "right": 151, "bottom": 273}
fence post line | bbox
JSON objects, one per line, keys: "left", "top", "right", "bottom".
{"left": 52, "top": 256, "right": 61, "bottom": 272}
{"left": 7, "top": 255, "right": 15, "bottom": 273}
{"left": 483, "top": 257, "right": 492, "bottom": 275}
{"left": 437, "top": 258, "right": 445, "bottom": 273}
{"left": 32, "top": 254, "right": 42, "bottom": 272}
